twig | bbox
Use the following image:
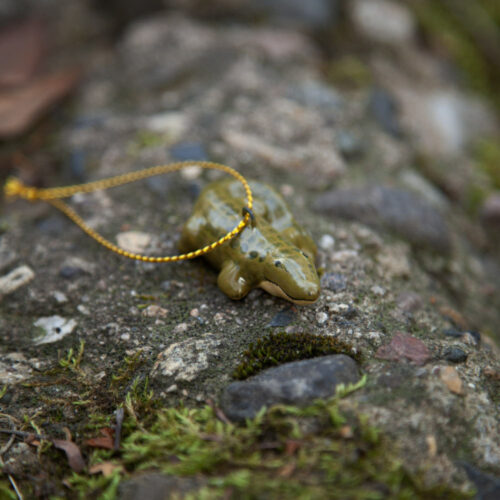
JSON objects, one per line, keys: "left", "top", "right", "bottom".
{"left": 114, "top": 407, "right": 124, "bottom": 451}
{"left": 8, "top": 475, "right": 23, "bottom": 500}
{"left": 206, "top": 398, "right": 232, "bottom": 425}
{"left": 0, "top": 428, "right": 48, "bottom": 441}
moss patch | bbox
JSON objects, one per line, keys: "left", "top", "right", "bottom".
{"left": 233, "top": 331, "right": 362, "bottom": 380}
{"left": 65, "top": 392, "right": 471, "bottom": 499}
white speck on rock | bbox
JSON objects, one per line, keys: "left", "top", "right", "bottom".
{"left": 33, "top": 316, "right": 78, "bottom": 345}
{"left": 116, "top": 231, "right": 153, "bottom": 254}
{"left": 350, "top": 0, "right": 415, "bottom": 45}
{"left": 319, "top": 234, "right": 335, "bottom": 251}
{"left": 151, "top": 334, "right": 222, "bottom": 382}
{"left": 52, "top": 291, "right": 68, "bottom": 304}
{"left": 316, "top": 312, "right": 328, "bottom": 325}
{"left": 174, "top": 322, "right": 188, "bottom": 334}
{"left": 371, "top": 285, "right": 386, "bottom": 296}
{"left": 77, "top": 304, "right": 90, "bottom": 315}
{"left": 0, "top": 265, "right": 35, "bottom": 299}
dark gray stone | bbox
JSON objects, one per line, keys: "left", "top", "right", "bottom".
{"left": 336, "top": 130, "right": 363, "bottom": 159}
{"left": 461, "top": 462, "right": 500, "bottom": 500}
{"left": 443, "top": 346, "right": 468, "bottom": 363}
{"left": 170, "top": 141, "right": 207, "bottom": 161}
{"left": 369, "top": 87, "right": 402, "bottom": 138}
{"left": 221, "top": 354, "right": 360, "bottom": 421}
{"left": 267, "top": 307, "right": 296, "bottom": 327}
{"left": 314, "top": 186, "right": 451, "bottom": 253}
{"left": 321, "top": 272, "right": 347, "bottom": 292}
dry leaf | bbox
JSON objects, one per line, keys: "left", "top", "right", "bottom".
{"left": 440, "top": 366, "right": 463, "bottom": 395}
{"left": 89, "top": 462, "right": 124, "bottom": 477}
{"left": 375, "top": 332, "right": 431, "bottom": 365}
{"left": 0, "top": 18, "right": 45, "bottom": 87}
{"left": 278, "top": 462, "right": 296, "bottom": 478}
{"left": 285, "top": 440, "right": 301, "bottom": 456}
{"left": 52, "top": 439, "right": 86, "bottom": 473}
{"left": 0, "top": 68, "right": 80, "bottom": 138}
{"left": 85, "top": 427, "right": 115, "bottom": 450}
{"left": 339, "top": 425, "right": 353, "bottom": 439}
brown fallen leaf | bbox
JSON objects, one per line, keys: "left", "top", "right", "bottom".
{"left": 285, "top": 440, "right": 301, "bottom": 456}
{"left": 375, "top": 332, "right": 431, "bottom": 365}
{"left": 52, "top": 438, "right": 86, "bottom": 473}
{"left": 0, "top": 18, "right": 45, "bottom": 87}
{"left": 339, "top": 425, "right": 353, "bottom": 439}
{"left": 440, "top": 366, "right": 463, "bottom": 395}
{"left": 0, "top": 68, "right": 80, "bottom": 138}
{"left": 85, "top": 427, "right": 115, "bottom": 450}
{"left": 278, "top": 462, "right": 296, "bottom": 478}
{"left": 89, "top": 462, "right": 124, "bottom": 477}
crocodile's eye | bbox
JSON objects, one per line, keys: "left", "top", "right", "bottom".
{"left": 274, "top": 260, "right": 283, "bottom": 268}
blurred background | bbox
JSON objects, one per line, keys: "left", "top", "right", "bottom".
{"left": 0, "top": 0, "right": 499, "bottom": 255}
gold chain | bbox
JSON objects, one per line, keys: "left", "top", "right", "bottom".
{"left": 4, "top": 161, "right": 253, "bottom": 263}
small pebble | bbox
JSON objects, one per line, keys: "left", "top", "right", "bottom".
{"left": 33, "top": 316, "right": 77, "bottom": 345}
{"left": 268, "top": 307, "right": 296, "bottom": 327}
{"left": 173, "top": 323, "right": 188, "bottom": 334}
{"left": 142, "top": 305, "right": 168, "bottom": 318}
{"left": 321, "top": 273, "right": 347, "bottom": 292}
{"left": 371, "top": 285, "right": 386, "bottom": 296}
{"left": 190, "top": 308, "right": 200, "bottom": 317}
{"left": 443, "top": 346, "right": 468, "bottom": 364}
{"left": 316, "top": 312, "right": 328, "bottom": 325}
{"left": 77, "top": 304, "right": 90, "bottom": 315}
{"left": 52, "top": 291, "right": 68, "bottom": 304}
{"left": 116, "top": 231, "right": 152, "bottom": 254}
{"left": 319, "top": 234, "right": 335, "bottom": 250}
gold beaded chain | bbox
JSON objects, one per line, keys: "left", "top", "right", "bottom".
{"left": 3, "top": 161, "right": 253, "bottom": 263}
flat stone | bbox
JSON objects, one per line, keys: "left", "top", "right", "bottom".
{"left": 375, "top": 332, "right": 430, "bottom": 366}
{"left": 268, "top": 307, "right": 296, "bottom": 327}
{"left": 0, "top": 265, "right": 35, "bottom": 299}
{"left": 350, "top": 0, "right": 415, "bottom": 45}
{"left": 221, "top": 354, "right": 360, "bottom": 421}
{"left": 314, "top": 186, "right": 451, "bottom": 253}
{"left": 33, "top": 316, "right": 78, "bottom": 345}
{"left": 151, "top": 334, "right": 221, "bottom": 382}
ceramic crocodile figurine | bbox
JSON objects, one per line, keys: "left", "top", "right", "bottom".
{"left": 179, "top": 178, "right": 320, "bottom": 304}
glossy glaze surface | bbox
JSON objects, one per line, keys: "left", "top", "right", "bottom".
{"left": 179, "top": 179, "right": 320, "bottom": 304}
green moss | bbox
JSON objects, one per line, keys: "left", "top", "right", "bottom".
{"left": 65, "top": 394, "right": 472, "bottom": 499}
{"left": 325, "top": 56, "right": 372, "bottom": 89}
{"left": 233, "top": 331, "right": 362, "bottom": 380}
{"left": 475, "top": 138, "right": 500, "bottom": 188}
{"left": 410, "top": 1, "right": 500, "bottom": 112}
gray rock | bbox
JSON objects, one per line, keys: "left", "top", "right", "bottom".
{"left": 369, "top": 88, "right": 402, "bottom": 138}
{"left": 443, "top": 346, "right": 468, "bottom": 364}
{"left": 350, "top": 0, "right": 416, "bottom": 45}
{"left": 267, "top": 307, "right": 296, "bottom": 327}
{"left": 221, "top": 354, "right": 360, "bottom": 421}
{"left": 314, "top": 186, "right": 451, "bottom": 253}
{"left": 170, "top": 141, "right": 207, "bottom": 161}
{"left": 461, "top": 462, "right": 500, "bottom": 500}
{"left": 336, "top": 130, "right": 364, "bottom": 159}
{"left": 321, "top": 272, "right": 347, "bottom": 292}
